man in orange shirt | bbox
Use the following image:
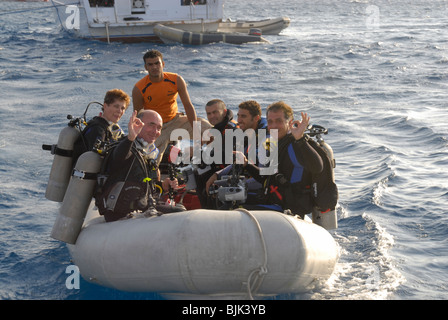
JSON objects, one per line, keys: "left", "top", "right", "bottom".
{"left": 132, "top": 49, "right": 211, "bottom": 165}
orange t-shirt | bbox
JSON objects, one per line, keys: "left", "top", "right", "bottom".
{"left": 134, "top": 72, "right": 178, "bottom": 123}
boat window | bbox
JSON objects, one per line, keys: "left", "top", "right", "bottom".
{"left": 181, "top": 0, "right": 207, "bottom": 6}
{"left": 89, "top": 0, "right": 114, "bottom": 7}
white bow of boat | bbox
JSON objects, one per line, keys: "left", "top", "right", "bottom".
{"left": 67, "top": 206, "right": 339, "bottom": 299}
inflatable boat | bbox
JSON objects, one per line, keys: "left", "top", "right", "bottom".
{"left": 44, "top": 113, "right": 339, "bottom": 299}
{"left": 217, "top": 17, "right": 291, "bottom": 35}
{"left": 66, "top": 205, "right": 338, "bottom": 299}
{"left": 153, "top": 24, "right": 268, "bottom": 45}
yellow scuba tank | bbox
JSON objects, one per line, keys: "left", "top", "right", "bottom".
{"left": 51, "top": 151, "right": 102, "bottom": 244}
{"left": 44, "top": 125, "right": 81, "bottom": 202}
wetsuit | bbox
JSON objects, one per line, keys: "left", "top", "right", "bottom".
{"left": 244, "top": 133, "right": 324, "bottom": 218}
{"left": 205, "top": 118, "right": 268, "bottom": 209}
{"left": 96, "top": 137, "right": 159, "bottom": 222}
{"left": 209, "top": 109, "right": 239, "bottom": 170}
{"left": 214, "top": 117, "right": 268, "bottom": 183}
{"left": 195, "top": 109, "right": 238, "bottom": 208}
{"left": 72, "top": 116, "right": 119, "bottom": 167}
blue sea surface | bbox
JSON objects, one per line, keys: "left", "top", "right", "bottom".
{"left": 0, "top": 0, "right": 447, "bottom": 300}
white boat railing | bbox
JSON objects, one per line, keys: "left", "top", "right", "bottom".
{"left": 105, "top": 21, "right": 110, "bottom": 43}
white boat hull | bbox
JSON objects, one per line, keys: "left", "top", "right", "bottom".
{"left": 51, "top": 0, "right": 289, "bottom": 43}
{"left": 68, "top": 208, "right": 338, "bottom": 299}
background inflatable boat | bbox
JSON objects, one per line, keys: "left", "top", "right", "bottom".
{"left": 153, "top": 24, "right": 268, "bottom": 45}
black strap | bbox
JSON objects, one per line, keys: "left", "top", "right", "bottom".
{"left": 42, "top": 144, "right": 73, "bottom": 157}
{"left": 72, "top": 169, "right": 97, "bottom": 180}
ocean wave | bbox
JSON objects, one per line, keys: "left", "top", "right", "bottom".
{"left": 290, "top": 213, "right": 405, "bottom": 300}
{"left": 0, "top": 244, "right": 70, "bottom": 300}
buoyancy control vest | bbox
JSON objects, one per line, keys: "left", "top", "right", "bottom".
{"left": 209, "top": 109, "right": 239, "bottom": 170}
{"left": 306, "top": 138, "right": 338, "bottom": 212}
{"left": 94, "top": 138, "right": 159, "bottom": 222}
{"left": 262, "top": 130, "right": 338, "bottom": 217}
{"left": 261, "top": 135, "right": 314, "bottom": 216}
{"left": 71, "top": 116, "right": 124, "bottom": 168}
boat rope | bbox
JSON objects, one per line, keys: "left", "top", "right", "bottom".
{"left": 233, "top": 208, "right": 268, "bottom": 300}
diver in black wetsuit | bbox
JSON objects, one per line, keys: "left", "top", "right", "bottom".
{"left": 204, "top": 100, "right": 268, "bottom": 206}
{"left": 96, "top": 110, "right": 182, "bottom": 222}
{"left": 73, "top": 89, "right": 130, "bottom": 162}
{"left": 239, "top": 101, "right": 324, "bottom": 219}
{"left": 195, "top": 99, "right": 239, "bottom": 208}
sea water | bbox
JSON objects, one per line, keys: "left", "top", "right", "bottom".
{"left": 0, "top": 0, "right": 447, "bottom": 300}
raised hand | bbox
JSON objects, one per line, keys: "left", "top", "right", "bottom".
{"left": 291, "top": 112, "right": 310, "bottom": 141}
{"left": 128, "top": 110, "right": 144, "bottom": 141}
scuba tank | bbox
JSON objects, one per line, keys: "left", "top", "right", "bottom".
{"left": 319, "top": 140, "right": 336, "bottom": 169}
{"left": 51, "top": 150, "right": 102, "bottom": 244}
{"left": 307, "top": 125, "right": 338, "bottom": 230}
{"left": 43, "top": 103, "right": 104, "bottom": 202}
{"left": 43, "top": 117, "right": 82, "bottom": 202}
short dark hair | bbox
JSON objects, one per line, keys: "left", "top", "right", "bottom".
{"left": 143, "top": 49, "right": 163, "bottom": 62}
{"left": 238, "top": 100, "right": 262, "bottom": 118}
{"left": 103, "top": 89, "right": 130, "bottom": 108}
{"left": 206, "top": 99, "right": 226, "bottom": 110}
